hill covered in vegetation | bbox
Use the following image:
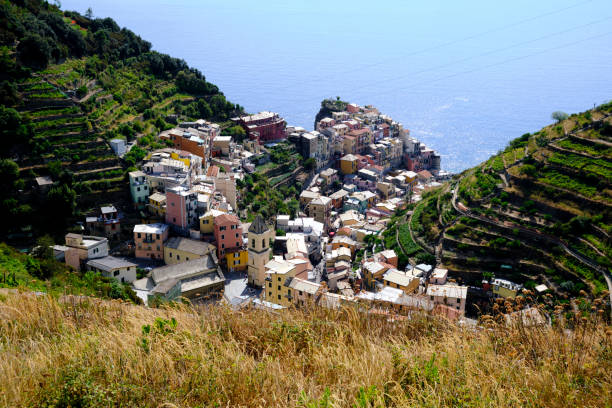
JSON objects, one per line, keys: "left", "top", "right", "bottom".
{"left": 0, "top": 0, "right": 243, "bottom": 243}
{"left": 406, "top": 105, "right": 612, "bottom": 311}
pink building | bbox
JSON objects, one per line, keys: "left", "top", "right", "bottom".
{"left": 165, "top": 186, "right": 198, "bottom": 233}
{"left": 346, "top": 103, "right": 360, "bottom": 113}
{"left": 213, "top": 213, "right": 242, "bottom": 258}
{"left": 134, "top": 223, "right": 169, "bottom": 259}
{"left": 233, "top": 111, "right": 286, "bottom": 144}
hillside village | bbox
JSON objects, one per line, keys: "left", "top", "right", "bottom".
{"left": 46, "top": 99, "right": 553, "bottom": 322}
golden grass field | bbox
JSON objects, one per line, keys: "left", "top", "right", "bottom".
{"left": 0, "top": 291, "right": 610, "bottom": 407}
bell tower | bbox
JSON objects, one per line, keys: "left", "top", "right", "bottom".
{"left": 247, "top": 215, "right": 271, "bottom": 287}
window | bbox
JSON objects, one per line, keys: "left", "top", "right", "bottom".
{"left": 177, "top": 255, "right": 180, "bottom": 260}
{"left": 234, "top": 253, "right": 239, "bottom": 258}
{"left": 173, "top": 217, "right": 176, "bottom": 222}
{"left": 268, "top": 291, "right": 272, "bottom": 297}
{"left": 169, "top": 252, "right": 173, "bottom": 258}
{"left": 235, "top": 233, "right": 239, "bottom": 238}
{"left": 457, "top": 298, "right": 460, "bottom": 304}
{"left": 221, "top": 244, "right": 225, "bottom": 249}
{"left": 186, "top": 257, "right": 189, "bottom": 261}
{"left": 277, "top": 277, "right": 281, "bottom": 282}
{"left": 156, "top": 246, "right": 160, "bottom": 251}
{"left": 430, "top": 296, "right": 434, "bottom": 300}
{"left": 204, "top": 219, "right": 209, "bottom": 224}
{"left": 252, "top": 239, "right": 255, "bottom": 248}
{"left": 277, "top": 285, "right": 281, "bottom": 291}
{"left": 221, "top": 235, "right": 224, "bottom": 240}
{"left": 137, "top": 187, "right": 140, "bottom": 192}
{"left": 277, "top": 295, "right": 281, "bottom": 300}
{"left": 262, "top": 239, "right": 265, "bottom": 247}
{"left": 287, "top": 290, "right": 291, "bottom": 297}
{"left": 114, "top": 270, "right": 120, "bottom": 276}
{"left": 268, "top": 282, "right": 272, "bottom": 288}
{"left": 137, "top": 233, "right": 141, "bottom": 238}
{"left": 299, "top": 291, "right": 303, "bottom": 296}
{"left": 171, "top": 202, "right": 175, "bottom": 206}
{"left": 236, "top": 242, "right": 239, "bottom": 247}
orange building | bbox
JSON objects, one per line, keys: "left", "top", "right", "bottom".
{"left": 162, "top": 129, "right": 207, "bottom": 159}
{"left": 133, "top": 223, "right": 169, "bottom": 260}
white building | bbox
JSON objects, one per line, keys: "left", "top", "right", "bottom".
{"left": 426, "top": 284, "right": 468, "bottom": 314}
{"left": 86, "top": 256, "right": 137, "bottom": 283}
{"left": 110, "top": 138, "right": 127, "bottom": 156}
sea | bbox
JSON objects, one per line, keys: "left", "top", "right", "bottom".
{"left": 61, "top": 0, "right": 612, "bottom": 173}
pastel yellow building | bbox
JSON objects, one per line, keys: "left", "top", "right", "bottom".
{"left": 170, "top": 151, "right": 191, "bottom": 168}
{"left": 163, "top": 237, "right": 216, "bottom": 265}
{"left": 264, "top": 259, "right": 297, "bottom": 306}
{"left": 148, "top": 192, "right": 166, "bottom": 216}
{"left": 340, "top": 154, "right": 358, "bottom": 175}
{"left": 225, "top": 248, "right": 248, "bottom": 272}
{"left": 199, "top": 209, "right": 225, "bottom": 235}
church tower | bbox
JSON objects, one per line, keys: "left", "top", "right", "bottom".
{"left": 247, "top": 215, "right": 271, "bottom": 287}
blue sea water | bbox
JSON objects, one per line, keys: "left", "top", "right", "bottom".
{"left": 62, "top": 0, "right": 612, "bottom": 172}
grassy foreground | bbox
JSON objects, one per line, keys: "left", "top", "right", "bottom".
{"left": 0, "top": 292, "right": 610, "bottom": 407}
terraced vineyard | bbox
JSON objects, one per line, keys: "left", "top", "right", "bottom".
{"left": 408, "top": 105, "right": 612, "bottom": 305}
{"left": 15, "top": 77, "right": 125, "bottom": 205}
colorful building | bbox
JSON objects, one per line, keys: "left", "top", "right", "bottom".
{"left": 233, "top": 111, "right": 286, "bottom": 144}
{"left": 148, "top": 192, "right": 166, "bottom": 217}
{"left": 213, "top": 213, "right": 242, "bottom": 259}
{"left": 128, "top": 170, "right": 149, "bottom": 209}
{"left": 264, "top": 258, "right": 297, "bottom": 306}
{"left": 225, "top": 248, "right": 248, "bottom": 272}
{"left": 199, "top": 209, "right": 225, "bottom": 235}
{"left": 340, "top": 154, "right": 358, "bottom": 175}
{"left": 162, "top": 128, "right": 207, "bottom": 159}
{"left": 164, "top": 236, "right": 215, "bottom": 265}
{"left": 133, "top": 223, "right": 169, "bottom": 260}
{"left": 165, "top": 186, "right": 198, "bottom": 233}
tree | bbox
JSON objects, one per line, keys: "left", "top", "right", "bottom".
{"left": 31, "top": 235, "right": 55, "bottom": 260}
{"left": 46, "top": 184, "right": 77, "bottom": 229}
{"left": 225, "top": 125, "right": 246, "bottom": 142}
{"left": 303, "top": 158, "right": 316, "bottom": 171}
{"left": 85, "top": 7, "right": 93, "bottom": 19}
{"left": 551, "top": 111, "right": 568, "bottom": 123}
{"left": 17, "top": 34, "right": 52, "bottom": 69}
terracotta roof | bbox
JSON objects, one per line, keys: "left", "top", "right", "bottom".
{"left": 214, "top": 213, "right": 239, "bottom": 226}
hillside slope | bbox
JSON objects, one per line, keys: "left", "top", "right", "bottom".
{"left": 0, "top": 0, "right": 243, "bottom": 242}
{"left": 408, "top": 105, "right": 612, "bottom": 309}
{"left": 0, "top": 291, "right": 610, "bottom": 407}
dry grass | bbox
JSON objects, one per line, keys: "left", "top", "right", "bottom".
{"left": 0, "top": 292, "right": 610, "bottom": 408}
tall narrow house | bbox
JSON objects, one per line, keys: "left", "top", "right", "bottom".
{"left": 247, "top": 215, "right": 271, "bottom": 287}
